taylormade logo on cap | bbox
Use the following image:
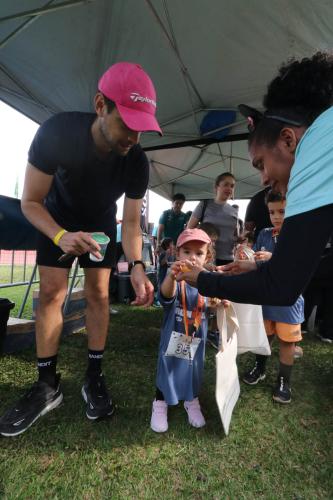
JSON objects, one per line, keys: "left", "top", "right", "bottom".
{"left": 98, "top": 62, "right": 162, "bottom": 135}
{"left": 130, "top": 92, "right": 156, "bottom": 107}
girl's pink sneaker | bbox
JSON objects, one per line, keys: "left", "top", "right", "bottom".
{"left": 184, "top": 398, "right": 206, "bottom": 428}
{"left": 150, "top": 399, "right": 168, "bottom": 433}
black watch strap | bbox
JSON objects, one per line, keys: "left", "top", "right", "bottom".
{"left": 128, "top": 260, "right": 146, "bottom": 273}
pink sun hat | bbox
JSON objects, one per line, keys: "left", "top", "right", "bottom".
{"left": 98, "top": 62, "right": 162, "bottom": 135}
{"left": 176, "top": 228, "right": 212, "bottom": 248}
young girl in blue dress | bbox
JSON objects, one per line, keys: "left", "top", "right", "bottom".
{"left": 150, "top": 228, "right": 213, "bottom": 433}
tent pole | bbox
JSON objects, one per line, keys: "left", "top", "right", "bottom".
{"left": 144, "top": 133, "right": 248, "bottom": 152}
{"left": 0, "top": 0, "right": 97, "bottom": 23}
{"left": 0, "top": 1, "right": 58, "bottom": 50}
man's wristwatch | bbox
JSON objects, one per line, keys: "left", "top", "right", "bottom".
{"left": 128, "top": 260, "right": 146, "bottom": 273}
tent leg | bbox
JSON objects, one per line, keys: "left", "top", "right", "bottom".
{"left": 63, "top": 259, "right": 79, "bottom": 316}
{"left": 17, "top": 262, "right": 37, "bottom": 318}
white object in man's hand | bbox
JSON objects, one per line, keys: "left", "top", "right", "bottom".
{"left": 58, "top": 231, "right": 102, "bottom": 259}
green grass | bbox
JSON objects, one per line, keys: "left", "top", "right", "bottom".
{"left": 0, "top": 305, "right": 332, "bottom": 499}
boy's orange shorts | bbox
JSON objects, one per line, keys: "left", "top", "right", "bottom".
{"left": 264, "top": 320, "right": 302, "bottom": 343}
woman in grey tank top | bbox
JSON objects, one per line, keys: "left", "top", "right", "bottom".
{"left": 187, "top": 172, "right": 239, "bottom": 265}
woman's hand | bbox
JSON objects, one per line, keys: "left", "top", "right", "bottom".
{"left": 217, "top": 260, "right": 257, "bottom": 275}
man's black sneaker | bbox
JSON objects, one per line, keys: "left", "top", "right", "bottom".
{"left": 273, "top": 376, "right": 291, "bottom": 404}
{"left": 81, "top": 373, "right": 115, "bottom": 420}
{"left": 0, "top": 374, "right": 63, "bottom": 437}
{"left": 317, "top": 333, "right": 333, "bottom": 344}
{"left": 243, "top": 362, "right": 266, "bottom": 385}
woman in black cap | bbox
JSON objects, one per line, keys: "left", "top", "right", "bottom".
{"left": 179, "top": 52, "right": 333, "bottom": 319}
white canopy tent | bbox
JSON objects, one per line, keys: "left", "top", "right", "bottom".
{"left": 1, "top": 0, "right": 333, "bottom": 199}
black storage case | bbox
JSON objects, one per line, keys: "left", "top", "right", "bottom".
{"left": 117, "top": 271, "right": 157, "bottom": 304}
{"left": 0, "top": 298, "right": 15, "bottom": 353}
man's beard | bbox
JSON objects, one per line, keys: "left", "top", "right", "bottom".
{"left": 99, "top": 122, "right": 130, "bottom": 157}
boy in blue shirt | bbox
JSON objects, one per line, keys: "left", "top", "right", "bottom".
{"left": 243, "top": 191, "right": 304, "bottom": 404}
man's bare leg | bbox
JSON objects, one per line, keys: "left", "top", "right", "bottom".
{"left": 36, "top": 266, "right": 70, "bottom": 357}
{"left": 81, "top": 267, "right": 114, "bottom": 420}
{"left": 0, "top": 266, "right": 69, "bottom": 437}
{"left": 84, "top": 267, "right": 111, "bottom": 350}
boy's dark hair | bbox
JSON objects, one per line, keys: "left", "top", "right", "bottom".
{"left": 199, "top": 222, "right": 220, "bottom": 239}
{"left": 214, "top": 172, "right": 235, "bottom": 187}
{"left": 247, "top": 52, "right": 333, "bottom": 147}
{"left": 265, "top": 190, "right": 286, "bottom": 205}
{"left": 100, "top": 93, "right": 116, "bottom": 113}
{"left": 160, "top": 237, "right": 173, "bottom": 251}
{"left": 172, "top": 193, "right": 186, "bottom": 202}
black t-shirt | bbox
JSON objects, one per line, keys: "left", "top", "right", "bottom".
{"left": 245, "top": 187, "right": 272, "bottom": 241}
{"left": 28, "top": 112, "right": 149, "bottom": 232}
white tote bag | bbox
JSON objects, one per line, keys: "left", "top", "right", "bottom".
{"left": 215, "top": 304, "right": 240, "bottom": 435}
{"left": 231, "top": 302, "right": 271, "bottom": 356}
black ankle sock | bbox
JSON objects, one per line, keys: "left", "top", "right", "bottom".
{"left": 86, "top": 349, "right": 104, "bottom": 378}
{"left": 256, "top": 354, "right": 269, "bottom": 372}
{"left": 278, "top": 362, "right": 293, "bottom": 384}
{"left": 37, "top": 355, "right": 58, "bottom": 387}
{"left": 155, "top": 388, "right": 165, "bottom": 401}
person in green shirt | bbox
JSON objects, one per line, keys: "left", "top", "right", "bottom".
{"left": 157, "top": 193, "right": 187, "bottom": 249}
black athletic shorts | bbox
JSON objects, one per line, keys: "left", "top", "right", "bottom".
{"left": 36, "top": 230, "right": 117, "bottom": 269}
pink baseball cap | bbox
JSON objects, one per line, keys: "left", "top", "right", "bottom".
{"left": 177, "top": 229, "right": 211, "bottom": 248}
{"left": 98, "top": 62, "right": 162, "bottom": 135}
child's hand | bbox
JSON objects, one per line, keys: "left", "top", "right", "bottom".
{"left": 222, "top": 299, "right": 231, "bottom": 308}
{"left": 169, "top": 260, "right": 193, "bottom": 280}
{"left": 175, "top": 260, "right": 204, "bottom": 288}
{"left": 237, "top": 249, "right": 247, "bottom": 260}
{"left": 179, "top": 260, "right": 194, "bottom": 273}
{"left": 207, "top": 297, "right": 221, "bottom": 307}
{"left": 169, "top": 261, "right": 182, "bottom": 280}
{"left": 254, "top": 250, "right": 272, "bottom": 261}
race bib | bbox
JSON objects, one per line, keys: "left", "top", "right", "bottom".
{"left": 165, "top": 331, "right": 201, "bottom": 362}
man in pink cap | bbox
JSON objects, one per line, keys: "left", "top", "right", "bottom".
{"left": 0, "top": 63, "right": 161, "bottom": 437}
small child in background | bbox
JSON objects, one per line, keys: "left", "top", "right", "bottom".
{"left": 157, "top": 237, "right": 175, "bottom": 287}
{"left": 150, "top": 229, "right": 212, "bottom": 433}
{"left": 199, "top": 222, "right": 221, "bottom": 348}
{"left": 242, "top": 230, "right": 255, "bottom": 248}
{"left": 199, "top": 222, "right": 220, "bottom": 271}
{"left": 234, "top": 231, "right": 255, "bottom": 260}
{"left": 243, "top": 191, "right": 304, "bottom": 404}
